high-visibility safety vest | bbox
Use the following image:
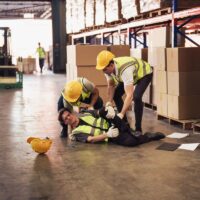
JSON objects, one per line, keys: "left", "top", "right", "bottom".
{"left": 71, "top": 113, "right": 109, "bottom": 139}
{"left": 112, "top": 57, "right": 152, "bottom": 84}
{"left": 37, "top": 47, "right": 45, "bottom": 58}
{"left": 63, "top": 77, "right": 91, "bottom": 108}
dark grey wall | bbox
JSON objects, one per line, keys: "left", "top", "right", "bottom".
{"left": 51, "top": 0, "right": 66, "bottom": 73}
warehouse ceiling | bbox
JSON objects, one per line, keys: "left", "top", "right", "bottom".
{"left": 0, "top": 1, "right": 52, "bottom": 19}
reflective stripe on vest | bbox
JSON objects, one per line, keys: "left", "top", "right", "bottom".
{"left": 72, "top": 114, "right": 109, "bottom": 137}
{"left": 113, "top": 57, "right": 152, "bottom": 84}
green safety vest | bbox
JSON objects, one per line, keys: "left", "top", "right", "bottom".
{"left": 37, "top": 47, "right": 45, "bottom": 58}
{"left": 112, "top": 57, "right": 152, "bottom": 85}
{"left": 63, "top": 78, "right": 91, "bottom": 109}
{"left": 71, "top": 114, "right": 109, "bottom": 139}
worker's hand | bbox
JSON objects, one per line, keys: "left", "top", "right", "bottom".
{"left": 105, "top": 101, "right": 112, "bottom": 107}
{"left": 117, "top": 113, "right": 124, "bottom": 119}
{"left": 87, "top": 106, "right": 94, "bottom": 110}
{"left": 105, "top": 106, "right": 115, "bottom": 119}
{"left": 104, "top": 126, "right": 119, "bottom": 138}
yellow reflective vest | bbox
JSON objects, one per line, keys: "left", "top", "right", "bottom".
{"left": 112, "top": 57, "right": 152, "bottom": 85}
{"left": 71, "top": 114, "right": 109, "bottom": 139}
{"left": 37, "top": 47, "right": 45, "bottom": 58}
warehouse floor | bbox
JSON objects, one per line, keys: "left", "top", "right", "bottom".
{"left": 0, "top": 72, "right": 200, "bottom": 200}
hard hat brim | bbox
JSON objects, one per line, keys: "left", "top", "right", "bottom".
{"left": 62, "top": 92, "right": 79, "bottom": 103}
{"left": 96, "top": 65, "right": 106, "bottom": 70}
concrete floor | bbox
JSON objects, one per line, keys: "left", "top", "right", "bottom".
{"left": 0, "top": 71, "right": 200, "bottom": 200}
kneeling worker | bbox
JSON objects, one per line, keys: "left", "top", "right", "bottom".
{"left": 58, "top": 106, "right": 165, "bottom": 146}
{"left": 57, "top": 77, "right": 103, "bottom": 138}
{"left": 96, "top": 50, "right": 153, "bottom": 136}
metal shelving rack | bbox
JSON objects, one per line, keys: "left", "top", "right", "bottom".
{"left": 71, "top": 6, "right": 200, "bottom": 48}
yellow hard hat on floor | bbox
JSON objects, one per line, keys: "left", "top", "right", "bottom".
{"left": 62, "top": 80, "right": 82, "bottom": 102}
{"left": 96, "top": 50, "right": 115, "bottom": 70}
{"left": 27, "top": 137, "right": 52, "bottom": 154}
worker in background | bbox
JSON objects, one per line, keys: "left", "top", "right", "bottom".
{"left": 36, "top": 42, "right": 46, "bottom": 73}
{"left": 57, "top": 77, "right": 103, "bottom": 138}
{"left": 96, "top": 50, "right": 153, "bottom": 137}
{"left": 58, "top": 105, "right": 165, "bottom": 146}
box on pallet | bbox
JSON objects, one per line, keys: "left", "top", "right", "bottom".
{"left": 108, "top": 45, "right": 130, "bottom": 57}
{"left": 167, "top": 47, "right": 200, "bottom": 72}
{"left": 157, "top": 93, "right": 168, "bottom": 116}
{"left": 130, "top": 48, "right": 148, "bottom": 61}
{"left": 77, "top": 66, "right": 107, "bottom": 86}
{"left": 167, "top": 71, "right": 200, "bottom": 95}
{"left": 168, "top": 95, "right": 200, "bottom": 120}
{"left": 66, "top": 45, "right": 108, "bottom": 66}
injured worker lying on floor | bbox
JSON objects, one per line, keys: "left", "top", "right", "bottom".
{"left": 58, "top": 106, "right": 165, "bottom": 147}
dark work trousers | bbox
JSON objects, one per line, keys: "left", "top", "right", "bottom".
{"left": 99, "top": 107, "right": 150, "bottom": 147}
{"left": 57, "top": 95, "right": 104, "bottom": 135}
{"left": 113, "top": 73, "right": 153, "bottom": 132}
{"left": 39, "top": 58, "right": 45, "bottom": 72}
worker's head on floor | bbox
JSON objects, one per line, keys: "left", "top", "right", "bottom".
{"left": 58, "top": 108, "right": 79, "bottom": 129}
{"left": 62, "top": 80, "right": 82, "bottom": 103}
{"left": 96, "top": 50, "right": 115, "bottom": 74}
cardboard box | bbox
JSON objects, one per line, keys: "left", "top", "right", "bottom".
{"left": 148, "top": 27, "right": 170, "bottom": 47}
{"left": 98, "top": 85, "right": 108, "bottom": 103}
{"left": 143, "top": 84, "right": 151, "bottom": 104}
{"left": 156, "top": 70, "right": 167, "bottom": 93}
{"left": 152, "top": 67, "right": 156, "bottom": 86}
{"left": 151, "top": 85, "right": 157, "bottom": 106}
{"left": 147, "top": 47, "right": 166, "bottom": 70}
{"left": 130, "top": 48, "right": 148, "bottom": 61}
{"left": 167, "top": 47, "right": 200, "bottom": 72}
{"left": 66, "top": 63, "right": 77, "bottom": 82}
{"left": 168, "top": 95, "right": 200, "bottom": 120}
{"left": 157, "top": 93, "right": 168, "bottom": 116}
{"left": 77, "top": 66, "right": 107, "bottom": 86}
{"left": 167, "top": 71, "right": 200, "bottom": 95}
{"left": 67, "top": 45, "right": 107, "bottom": 66}
{"left": 22, "top": 58, "right": 36, "bottom": 74}
{"left": 108, "top": 45, "right": 130, "bottom": 57}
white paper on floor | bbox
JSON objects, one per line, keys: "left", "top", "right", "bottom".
{"left": 178, "top": 143, "right": 200, "bottom": 151}
{"left": 167, "top": 132, "right": 189, "bottom": 139}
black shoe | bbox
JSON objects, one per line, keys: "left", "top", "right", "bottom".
{"left": 60, "top": 128, "right": 68, "bottom": 138}
{"left": 134, "top": 131, "right": 142, "bottom": 137}
{"left": 145, "top": 132, "right": 165, "bottom": 141}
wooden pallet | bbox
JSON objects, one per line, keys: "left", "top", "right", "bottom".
{"left": 157, "top": 114, "right": 200, "bottom": 130}
{"left": 144, "top": 102, "right": 157, "bottom": 111}
{"left": 193, "top": 122, "right": 200, "bottom": 133}
{"left": 148, "top": 7, "right": 172, "bottom": 18}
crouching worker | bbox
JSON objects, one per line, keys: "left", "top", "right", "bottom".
{"left": 58, "top": 106, "right": 165, "bottom": 147}
{"left": 57, "top": 77, "right": 103, "bottom": 138}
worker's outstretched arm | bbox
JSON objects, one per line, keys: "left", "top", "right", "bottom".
{"left": 119, "top": 84, "right": 134, "bottom": 117}
{"left": 107, "top": 79, "right": 116, "bottom": 103}
{"left": 87, "top": 126, "right": 119, "bottom": 143}
{"left": 87, "top": 134, "right": 107, "bottom": 143}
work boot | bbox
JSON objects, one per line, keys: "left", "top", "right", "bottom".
{"left": 134, "top": 131, "right": 143, "bottom": 137}
{"left": 145, "top": 132, "right": 165, "bottom": 141}
{"left": 60, "top": 127, "right": 68, "bottom": 138}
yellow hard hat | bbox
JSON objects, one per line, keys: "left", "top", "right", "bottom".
{"left": 27, "top": 137, "right": 52, "bottom": 154}
{"left": 96, "top": 50, "right": 115, "bottom": 70}
{"left": 62, "top": 80, "right": 82, "bottom": 102}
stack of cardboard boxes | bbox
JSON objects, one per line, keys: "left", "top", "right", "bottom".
{"left": 167, "top": 47, "right": 200, "bottom": 120}
{"left": 22, "top": 58, "right": 36, "bottom": 74}
{"left": 66, "top": 44, "right": 130, "bottom": 103}
{"left": 151, "top": 47, "right": 200, "bottom": 120}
